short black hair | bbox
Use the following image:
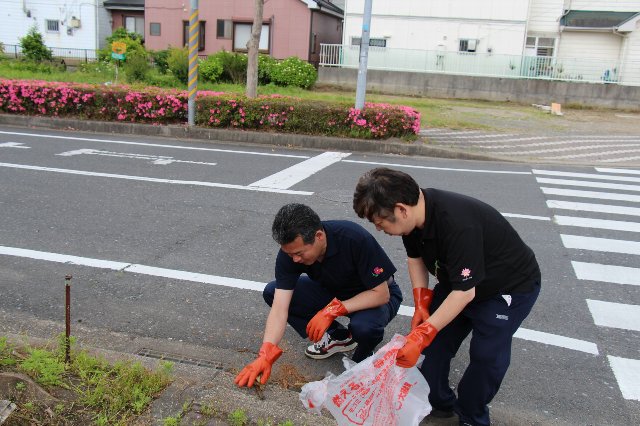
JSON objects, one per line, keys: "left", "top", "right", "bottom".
{"left": 272, "top": 203, "right": 322, "bottom": 245}
{"left": 353, "top": 167, "right": 420, "bottom": 221}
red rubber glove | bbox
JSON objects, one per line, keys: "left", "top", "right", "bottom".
{"left": 234, "top": 342, "right": 283, "bottom": 388}
{"left": 396, "top": 321, "right": 439, "bottom": 368}
{"left": 306, "top": 298, "right": 348, "bottom": 343}
{"left": 411, "top": 287, "right": 434, "bottom": 330}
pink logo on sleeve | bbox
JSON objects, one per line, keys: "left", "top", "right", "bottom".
{"left": 372, "top": 267, "right": 384, "bottom": 277}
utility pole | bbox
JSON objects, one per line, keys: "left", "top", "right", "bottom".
{"left": 355, "top": 0, "right": 373, "bottom": 110}
{"left": 187, "top": 0, "right": 199, "bottom": 126}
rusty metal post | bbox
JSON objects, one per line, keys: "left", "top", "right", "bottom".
{"left": 65, "top": 274, "right": 72, "bottom": 364}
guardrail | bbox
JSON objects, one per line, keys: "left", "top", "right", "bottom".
{"left": 319, "top": 44, "right": 640, "bottom": 86}
{"left": 1, "top": 44, "right": 98, "bottom": 63}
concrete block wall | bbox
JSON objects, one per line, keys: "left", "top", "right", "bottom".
{"left": 318, "top": 67, "right": 640, "bottom": 110}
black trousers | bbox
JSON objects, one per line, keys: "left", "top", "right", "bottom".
{"left": 263, "top": 276, "right": 403, "bottom": 362}
{"left": 421, "top": 281, "right": 541, "bottom": 426}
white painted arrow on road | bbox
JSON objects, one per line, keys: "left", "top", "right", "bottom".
{"left": 57, "top": 149, "right": 217, "bottom": 166}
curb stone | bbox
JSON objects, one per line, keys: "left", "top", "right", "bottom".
{"left": 0, "top": 114, "right": 501, "bottom": 162}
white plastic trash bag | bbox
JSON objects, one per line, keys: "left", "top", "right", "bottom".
{"left": 299, "top": 334, "right": 431, "bottom": 425}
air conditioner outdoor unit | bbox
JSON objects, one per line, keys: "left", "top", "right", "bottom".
{"left": 69, "top": 17, "right": 81, "bottom": 28}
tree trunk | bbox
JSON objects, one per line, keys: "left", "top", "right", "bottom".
{"left": 246, "top": 0, "right": 264, "bottom": 98}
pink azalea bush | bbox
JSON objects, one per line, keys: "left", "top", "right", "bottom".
{"left": 0, "top": 79, "right": 420, "bottom": 139}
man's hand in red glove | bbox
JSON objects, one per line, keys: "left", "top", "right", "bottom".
{"left": 396, "top": 321, "right": 439, "bottom": 368}
{"left": 234, "top": 342, "right": 283, "bottom": 388}
{"left": 411, "top": 287, "right": 434, "bottom": 330}
{"left": 306, "top": 298, "right": 348, "bottom": 342}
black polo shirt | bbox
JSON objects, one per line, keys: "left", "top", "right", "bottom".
{"left": 275, "top": 220, "right": 397, "bottom": 300}
{"left": 402, "top": 189, "right": 540, "bottom": 300}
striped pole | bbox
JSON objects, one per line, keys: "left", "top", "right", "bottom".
{"left": 187, "top": 0, "right": 199, "bottom": 126}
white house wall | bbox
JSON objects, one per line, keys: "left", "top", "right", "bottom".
{"left": 0, "top": 0, "right": 102, "bottom": 50}
{"left": 620, "top": 24, "right": 640, "bottom": 84}
{"left": 527, "top": 0, "right": 563, "bottom": 34}
{"left": 569, "top": 1, "right": 640, "bottom": 12}
{"left": 343, "top": 0, "right": 528, "bottom": 54}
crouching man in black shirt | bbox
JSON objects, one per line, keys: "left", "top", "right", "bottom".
{"left": 353, "top": 167, "right": 541, "bottom": 426}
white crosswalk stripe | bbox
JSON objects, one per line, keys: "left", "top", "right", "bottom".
{"left": 420, "top": 129, "right": 640, "bottom": 164}
{"left": 539, "top": 166, "right": 640, "bottom": 401}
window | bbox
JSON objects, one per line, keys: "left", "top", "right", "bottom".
{"left": 125, "top": 16, "right": 144, "bottom": 36}
{"left": 351, "top": 37, "right": 387, "bottom": 47}
{"left": 217, "top": 19, "right": 232, "bottom": 39}
{"left": 459, "top": 39, "right": 477, "bottom": 53}
{"left": 526, "top": 36, "right": 555, "bottom": 57}
{"left": 149, "top": 22, "right": 161, "bottom": 36}
{"left": 46, "top": 19, "right": 59, "bottom": 32}
{"left": 183, "top": 21, "right": 206, "bottom": 51}
{"left": 233, "top": 22, "right": 270, "bottom": 52}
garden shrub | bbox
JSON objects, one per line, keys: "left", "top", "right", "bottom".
{"left": 98, "top": 28, "right": 147, "bottom": 63}
{"left": 269, "top": 56, "right": 317, "bottom": 89}
{"left": 0, "top": 79, "right": 420, "bottom": 139}
{"left": 19, "top": 26, "right": 53, "bottom": 62}
{"left": 257, "top": 54, "right": 277, "bottom": 85}
{"left": 144, "top": 71, "right": 181, "bottom": 88}
{"left": 150, "top": 49, "right": 170, "bottom": 74}
{"left": 199, "top": 55, "right": 223, "bottom": 83}
{"left": 124, "top": 53, "right": 150, "bottom": 83}
{"left": 210, "top": 50, "right": 247, "bottom": 84}
{"left": 166, "top": 47, "right": 188, "bottom": 84}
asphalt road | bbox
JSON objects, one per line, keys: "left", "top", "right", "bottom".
{"left": 0, "top": 126, "right": 638, "bottom": 425}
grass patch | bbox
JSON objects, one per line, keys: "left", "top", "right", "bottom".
{"left": 0, "top": 335, "right": 173, "bottom": 425}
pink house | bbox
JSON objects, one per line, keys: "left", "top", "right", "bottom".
{"left": 144, "top": 0, "right": 343, "bottom": 64}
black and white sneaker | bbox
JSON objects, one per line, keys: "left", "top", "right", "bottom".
{"left": 305, "top": 332, "right": 357, "bottom": 359}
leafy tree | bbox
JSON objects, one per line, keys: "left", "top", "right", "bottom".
{"left": 99, "top": 27, "right": 146, "bottom": 63}
{"left": 19, "top": 26, "right": 53, "bottom": 61}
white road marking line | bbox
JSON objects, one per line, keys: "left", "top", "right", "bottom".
{"left": 608, "top": 356, "right": 640, "bottom": 401}
{"left": 0, "top": 130, "right": 309, "bottom": 159}
{"left": 0, "top": 245, "right": 599, "bottom": 355}
{"left": 598, "top": 156, "right": 640, "bottom": 163}
{"left": 596, "top": 168, "right": 640, "bottom": 176}
{"left": 536, "top": 178, "right": 640, "bottom": 192}
{"left": 561, "top": 235, "right": 640, "bottom": 255}
{"left": 0, "top": 142, "right": 30, "bottom": 148}
{"left": 533, "top": 169, "right": 640, "bottom": 183}
{"left": 553, "top": 148, "right": 640, "bottom": 160}
{"left": 474, "top": 141, "right": 640, "bottom": 150}
{"left": 0, "top": 162, "right": 313, "bottom": 195}
{"left": 501, "top": 213, "right": 550, "bottom": 221}
{"left": 586, "top": 299, "right": 640, "bottom": 332}
{"left": 572, "top": 261, "right": 640, "bottom": 286}
{"left": 57, "top": 148, "right": 218, "bottom": 166}
{"left": 555, "top": 215, "right": 640, "bottom": 233}
{"left": 512, "top": 328, "right": 598, "bottom": 355}
{"left": 249, "top": 152, "right": 351, "bottom": 190}
{"left": 547, "top": 200, "right": 640, "bottom": 217}
{"left": 541, "top": 187, "right": 640, "bottom": 203}
{"left": 342, "top": 159, "right": 531, "bottom": 175}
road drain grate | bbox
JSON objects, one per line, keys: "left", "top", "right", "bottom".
{"left": 136, "top": 348, "right": 222, "bottom": 369}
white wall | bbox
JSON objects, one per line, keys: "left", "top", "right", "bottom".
{"left": 0, "top": 0, "right": 101, "bottom": 50}
{"left": 527, "top": 0, "right": 563, "bottom": 34}
{"left": 569, "top": 1, "right": 640, "bottom": 12}
{"left": 343, "top": 0, "right": 528, "bottom": 54}
{"left": 620, "top": 25, "right": 640, "bottom": 85}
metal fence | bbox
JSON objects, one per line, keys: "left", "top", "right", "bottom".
{"left": 319, "top": 44, "right": 640, "bottom": 86}
{"left": 1, "top": 44, "right": 98, "bottom": 63}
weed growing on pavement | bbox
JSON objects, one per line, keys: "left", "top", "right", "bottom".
{"left": 228, "top": 408, "right": 249, "bottom": 426}
{"left": 0, "top": 334, "right": 173, "bottom": 425}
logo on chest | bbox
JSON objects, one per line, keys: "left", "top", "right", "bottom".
{"left": 461, "top": 267, "right": 472, "bottom": 281}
